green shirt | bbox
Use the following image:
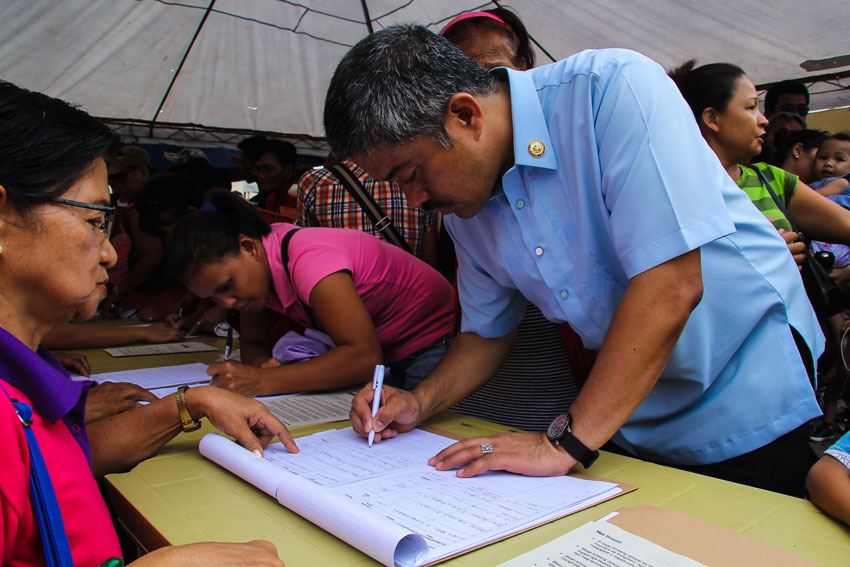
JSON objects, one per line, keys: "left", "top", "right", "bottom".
{"left": 736, "top": 163, "right": 798, "bottom": 232}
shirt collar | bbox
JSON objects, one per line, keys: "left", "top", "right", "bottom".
{"left": 0, "top": 326, "right": 85, "bottom": 422}
{"left": 499, "top": 67, "right": 558, "bottom": 171}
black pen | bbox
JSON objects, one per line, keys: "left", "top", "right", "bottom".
{"left": 224, "top": 325, "right": 233, "bottom": 361}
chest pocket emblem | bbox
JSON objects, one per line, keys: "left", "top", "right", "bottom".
{"left": 528, "top": 139, "right": 545, "bottom": 158}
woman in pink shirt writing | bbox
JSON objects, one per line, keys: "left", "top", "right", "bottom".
{"left": 167, "top": 189, "right": 456, "bottom": 397}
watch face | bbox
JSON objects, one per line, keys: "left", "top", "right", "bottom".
{"left": 547, "top": 413, "right": 569, "bottom": 440}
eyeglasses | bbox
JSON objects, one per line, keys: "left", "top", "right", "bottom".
{"left": 48, "top": 197, "right": 116, "bottom": 239}
{"left": 777, "top": 103, "right": 809, "bottom": 116}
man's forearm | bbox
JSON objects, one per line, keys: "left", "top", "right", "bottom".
{"left": 569, "top": 249, "right": 704, "bottom": 450}
{"left": 411, "top": 329, "right": 517, "bottom": 421}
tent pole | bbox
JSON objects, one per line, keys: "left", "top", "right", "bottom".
{"left": 757, "top": 69, "right": 850, "bottom": 92}
{"left": 149, "top": 0, "right": 218, "bottom": 138}
{"left": 360, "top": 1, "right": 374, "bottom": 34}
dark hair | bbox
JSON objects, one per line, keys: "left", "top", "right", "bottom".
{"left": 166, "top": 188, "right": 270, "bottom": 282}
{"left": 821, "top": 133, "right": 850, "bottom": 148}
{"left": 668, "top": 59, "right": 746, "bottom": 129}
{"left": 167, "top": 157, "right": 232, "bottom": 190}
{"left": 324, "top": 24, "right": 497, "bottom": 159}
{"left": 442, "top": 7, "right": 535, "bottom": 70}
{"left": 260, "top": 139, "right": 297, "bottom": 167}
{"left": 134, "top": 173, "right": 207, "bottom": 235}
{"left": 770, "top": 128, "right": 827, "bottom": 166}
{"left": 764, "top": 80, "right": 810, "bottom": 116}
{"left": 0, "top": 80, "right": 113, "bottom": 213}
{"left": 767, "top": 111, "right": 806, "bottom": 130}
{"left": 106, "top": 132, "right": 123, "bottom": 162}
{"left": 237, "top": 135, "right": 271, "bottom": 162}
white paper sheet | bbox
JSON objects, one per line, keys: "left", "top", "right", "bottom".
{"left": 261, "top": 389, "right": 357, "bottom": 427}
{"left": 498, "top": 518, "right": 707, "bottom": 566}
{"left": 200, "top": 428, "right": 622, "bottom": 567}
{"left": 88, "top": 363, "right": 210, "bottom": 390}
{"left": 104, "top": 341, "right": 217, "bottom": 357}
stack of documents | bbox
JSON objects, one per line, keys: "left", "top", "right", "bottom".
{"left": 200, "top": 427, "right": 625, "bottom": 567}
{"left": 261, "top": 390, "right": 356, "bottom": 427}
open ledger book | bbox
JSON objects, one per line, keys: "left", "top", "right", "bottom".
{"left": 200, "top": 427, "right": 628, "bottom": 567}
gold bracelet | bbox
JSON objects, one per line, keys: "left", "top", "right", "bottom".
{"left": 176, "top": 385, "right": 202, "bottom": 432}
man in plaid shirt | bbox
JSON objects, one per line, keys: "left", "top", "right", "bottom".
{"left": 296, "top": 157, "right": 438, "bottom": 265}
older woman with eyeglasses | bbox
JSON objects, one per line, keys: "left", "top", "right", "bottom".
{"left": 0, "top": 80, "right": 294, "bottom": 566}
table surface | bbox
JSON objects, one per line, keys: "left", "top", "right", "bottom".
{"left": 74, "top": 326, "right": 850, "bottom": 566}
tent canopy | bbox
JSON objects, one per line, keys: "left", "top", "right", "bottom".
{"left": 1, "top": 0, "right": 848, "bottom": 152}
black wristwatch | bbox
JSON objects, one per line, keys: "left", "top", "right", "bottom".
{"left": 547, "top": 413, "right": 599, "bottom": 469}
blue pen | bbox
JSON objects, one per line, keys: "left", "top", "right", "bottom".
{"left": 368, "top": 365, "right": 385, "bottom": 447}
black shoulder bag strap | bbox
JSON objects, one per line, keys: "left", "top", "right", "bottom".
{"left": 748, "top": 165, "right": 801, "bottom": 239}
{"left": 328, "top": 163, "right": 413, "bottom": 254}
{"left": 280, "top": 228, "right": 318, "bottom": 328}
{"left": 747, "top": 165, "right": 848, "bottom": 324}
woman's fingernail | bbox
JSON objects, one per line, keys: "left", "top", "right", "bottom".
{"left": 253, "top": 449, "right": 262, "bottom": 457}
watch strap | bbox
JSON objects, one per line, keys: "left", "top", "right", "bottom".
{"left": 176, "top": 386, "right": 202, "bottom": 432}
{"left": 554, "top": 430, "right": 599, "bottom": 469}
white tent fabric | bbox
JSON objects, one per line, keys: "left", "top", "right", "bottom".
{"left": 1, "top": 0, "right": 848, "bottom": 148}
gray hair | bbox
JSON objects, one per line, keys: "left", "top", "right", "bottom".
{"left": 324, "top": 24, "right": 497, "bottom": 159}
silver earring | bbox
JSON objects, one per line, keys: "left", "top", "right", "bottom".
{"left": 793, "top": 154, "right": 799, "bottom": 160}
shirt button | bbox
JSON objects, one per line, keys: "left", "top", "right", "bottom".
{"left": 516, "top": 199, "right": 525, "bottom": 209}
{"left": 72, "top": 423, "right": 81, "bottom": 434}
{"left": 535, "top": 247, "right": 544, "bottom": 256}
{"left": 560, "top": 290, "right": 569, "bottom": 299}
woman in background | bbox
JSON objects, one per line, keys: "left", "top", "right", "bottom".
{"left": 671, "top": 62, "right": 850, "bottom": 444}
{"left": 670, "top": 61, "right": 850, "bottom": 265}
{"left": 771, "top": 128, "right": 827, "bottom": 184}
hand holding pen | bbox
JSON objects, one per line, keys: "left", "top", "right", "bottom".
{"left": 349, "top": 375, "right": 421, "bottom": 442}
{"left": 368, "top": 365, "right": 385, "bottom": 447}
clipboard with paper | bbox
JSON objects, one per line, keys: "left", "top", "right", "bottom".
{"left": 200, "top": 426, "right": 634, "bottom": 567}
